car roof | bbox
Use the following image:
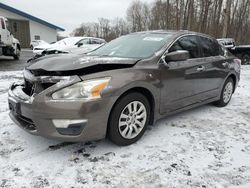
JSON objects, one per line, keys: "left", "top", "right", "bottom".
{"left": 217, "top": 38, "right": 235, "bottom": 40}
{"left": 74, "top": 37, "right": 106, "bottom": 41}
{"left": 130, "top": 30, "right": 216, "bottom": 40}
{"left": 217, "top": 38, "right": 235, "bottom": 42}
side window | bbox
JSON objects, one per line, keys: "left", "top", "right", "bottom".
{"left": 78, "top": 39, "right": 90, "bottom": 45}
{"left": 168, "top": 41, "right": 183, "bottom": 52}
{"left": 1, "top": 18, "right": 5, "bottom": 29}
{"left": 91, "top": 39, "right": 104, "bottom": 44}
{"left": 169, "top": 36, "right": 200, "bottom": 58}
{"left": 213, "top": 41, "right": 220, "bottom": 56}
{"left": 91, "top": 39, "right": 98, "bottom": 44}
{"left": 199, "top": 36, "right": 219, "bottom": 57}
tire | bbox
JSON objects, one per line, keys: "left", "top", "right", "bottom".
{"left": 13, "top": 47, "right": 20, "bottom": 60}
{"left": 108, "top": 92, "right": 150, "bottom": 146}
{"left": 214, "top": 77, "right": 234, "bottom": 107}
{"left": 242, "top": 54, "right": 250, "bottom": 65}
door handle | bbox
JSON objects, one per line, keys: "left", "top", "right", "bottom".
{"left": 196, "top": 65, "right": 205, "bottom": 72}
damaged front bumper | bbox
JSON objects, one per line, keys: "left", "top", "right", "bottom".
{"left": 8, "top": 81, "right": 116, "bottom": 142}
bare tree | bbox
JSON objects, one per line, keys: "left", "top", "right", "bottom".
{"left": 126, "top": 0, "right": 150, "bottom": 32}
{"left": 72, "top": 0, "right": 250, "bottom": 44}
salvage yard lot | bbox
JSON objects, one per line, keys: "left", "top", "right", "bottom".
{"left": 0, "top": 56, "right": 250, "bottom": 187}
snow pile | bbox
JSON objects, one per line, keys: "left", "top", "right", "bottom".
{"left": 0, "top": 67, "right": 250, "bottom": 187}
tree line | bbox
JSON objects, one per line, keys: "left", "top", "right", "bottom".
{"left": 72, "top": 0, "right": 250, "bottom": 44}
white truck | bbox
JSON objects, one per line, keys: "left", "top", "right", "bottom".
{"left": 0, "top": 16, "right": 21, "bottom": 60}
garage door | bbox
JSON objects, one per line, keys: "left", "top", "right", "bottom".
{"left": 8, "top": 19, "right": 30, "bottom": 48}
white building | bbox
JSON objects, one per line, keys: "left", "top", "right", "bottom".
{"left": 0, "top": 2, "right": 64, "bottom": 48}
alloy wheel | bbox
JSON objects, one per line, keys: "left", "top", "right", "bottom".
{"left": 118, "top": 101, "right": 147, "bottom": 139}
{"left": 223, "top": 82, "right": 233, "bottom": 103}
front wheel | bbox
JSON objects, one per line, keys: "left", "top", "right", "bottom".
{"left": 13, "top": 47, "right": 20, "bottom": 60}
{"left": 108, "top": 92, "right": 150, "bottom": 146}
{"left": 214, "top": 77, "right": 234, "bottom": 107}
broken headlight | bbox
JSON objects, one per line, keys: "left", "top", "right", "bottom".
{"left": 52, "top": 77, "right": 111, "bottom": 100}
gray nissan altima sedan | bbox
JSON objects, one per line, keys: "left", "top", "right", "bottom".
{"left": 8, "top": 30, "right": 241, "bottom": 146}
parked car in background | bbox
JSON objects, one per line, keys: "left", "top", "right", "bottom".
{"left": 0, "top": 16, "right": 21, "bottom": 60}
{"left": 28, "top": 43, "right": 105, "bottom": 63}
{"left": 42, "top": 43, "right": 104, "bottom": 55}
{"left": 42, "top": 37, "right": 105, "bottom": 55}
{"left": 217, "top": 38, "right": 236, "bottom": 49}
{"left": 33, "top": 37, "right": 84, "bottom": 54}
{"left": 8, "top": 31, "right": 240, "bottom": 146}
{"left": 33, "top": 37, "right": 105, "bottom": 55}
{"left": 217, "top": 38, "right": 250, "bottom": 65}
{"left": 30, "top": 40, "right": 48, "bottom": 50}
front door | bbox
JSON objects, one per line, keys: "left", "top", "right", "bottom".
{"left": 160, "top": 35, "right": 222, "bottom": 114}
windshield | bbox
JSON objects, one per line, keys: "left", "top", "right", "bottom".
{"left": 90, "top": 33, "right": 173, "bottom": 58}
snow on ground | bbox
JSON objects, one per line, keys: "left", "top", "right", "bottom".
{"left": 0, "top": 67, "right": 250, "bottom": 188}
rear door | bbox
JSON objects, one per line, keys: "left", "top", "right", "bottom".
{"left": 197, "top": 36, "right": 230, "bottom": 98}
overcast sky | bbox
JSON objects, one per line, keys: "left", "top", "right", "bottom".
{"left": 2, "top": 0, "right": 154, "bottom": 36}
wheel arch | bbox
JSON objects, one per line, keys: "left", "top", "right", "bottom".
{"left": 107, "top": 86, "right": 156, "bottom": 136}
{"left": 226, "top": 73, "right": 237, "bottom": 93}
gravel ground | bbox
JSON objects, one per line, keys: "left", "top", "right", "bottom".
{"left": 0, "top": 50, "right": 32, "bottom": 71}
{"left": 0, "top": 65, "right": 249, "bottom": 188}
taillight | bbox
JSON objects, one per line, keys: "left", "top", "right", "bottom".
{"left": 233, "top": 58, "right": 241, "bottom": 73}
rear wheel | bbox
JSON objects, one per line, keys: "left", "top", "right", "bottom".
{"left": 108, "top": 92, "right": 150, "bottom": 146}
{"left": 214, "top": 77, "right": 234, "bottom": 107}
{"left": 242, "top": 54, "right": 250, "bottom": 65}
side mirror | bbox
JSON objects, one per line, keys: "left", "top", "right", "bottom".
{"left": 165, "top": 50, "right": 190, "bottom": 62}
{"left": 77, "top": 43, "right": 83, "bottom": 47}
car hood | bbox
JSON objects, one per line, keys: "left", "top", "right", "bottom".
{"left": 46, "top": 44, "right": 75, "bottom": 51}
{"left": 43, "top": 44, "right": 103, "bottom": 55}
{"left": 34, "top": 43, "right": 52, "bottom": 50}
{"left": 27, "top": 54, "right": 140, "bottom": 73}
{"left": 34, "top": 43, "right": 70, "bottom": 51}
